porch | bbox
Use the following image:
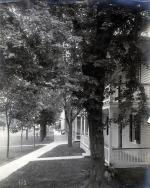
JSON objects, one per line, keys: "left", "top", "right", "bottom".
{"left": 105, "top": 146, "right": 150, "bottom": 168}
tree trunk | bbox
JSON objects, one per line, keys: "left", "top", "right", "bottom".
{"left": 6, "top": 108, "right": 10, "bottom": 159}
{"left": 43, "top": 124, "right": 47, "bottom": 138}
{"left": 40, "top": 123, "right": 46, "bottom": 142}
{"left": 85, "top": 106, "right": 106, "bottom": 188}
{"left": 33, "top": 126, "right": 35, "bottom": 148}
{"left": 6, "top": 123, "right": 10, "bottom": 159}
{"left": 68, "top": 122, "right": 72, "bottom": 147}
{"left": 21, "top": 127, "right": 23, "bottom": 152}
{"left": 82, "top": 63, "right": 106, "bottom": 186}
{"left": 26, "top": 128, "right": 28, "bottom": 140}
{"left": 64, "top": 109, "right": 73, "bottom": 147}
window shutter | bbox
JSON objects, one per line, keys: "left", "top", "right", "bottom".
{"left": 106, "top": 117, "right": 109, "bottom": 135}
{"left": 129, "top": 114, "right": 133, "bottom": 142}
{"left": 135, "top": 115, "right": 141, "bottom": 144}
{"left": 82, "top": 116, "right": 84, "bottom": 134}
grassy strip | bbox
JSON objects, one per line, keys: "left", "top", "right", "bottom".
{"left": 0, "top": 159, "right": 92, "bottom": 188}
{"left": 41, "top": 142, "right": 85, "bottom": 158}
{"left": 0, "top": 157, "right": 148, "bottom": 188}
{"left": 0, "top": 135, "right": 54, "bottom": 166}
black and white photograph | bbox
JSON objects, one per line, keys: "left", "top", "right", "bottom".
{"left": 0, "top": 0, "right": 150, "bottom": 187}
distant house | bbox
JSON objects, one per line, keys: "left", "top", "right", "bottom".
{"left": 60, "top": 109, "right": 85, "bottom": 141}
{"left": 72, "top": 110, "right": 88, "bottom": 142}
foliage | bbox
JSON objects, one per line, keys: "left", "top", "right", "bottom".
{"left": 60, "top": 3, "right": 150, "bottom": 186}
{"left": 1, "top": 1, "right": 150, "bottom": 186}
{"left": 65, "top": 5, "right": 150, "bottom": 122}
{"left": 37, "top": 88, "right": 63, "bottom": 126}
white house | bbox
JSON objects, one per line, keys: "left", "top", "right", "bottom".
{"left": 71, "top": 62, "right": 150, "bottom": 168}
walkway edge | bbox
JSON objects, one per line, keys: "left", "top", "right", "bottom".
{"left": 31, "top": 155, "right": 84, "bottom": 161}
{"left": 0, "top": 141, "right": 67, "bottom": 182}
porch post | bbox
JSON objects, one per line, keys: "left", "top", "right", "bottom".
{"left": 75, "top": 119, "right": 77, "bottom": 141}
{"left": 108, "top": 123, "right": 112, "bottom": 165}
{"left": 84, "top": 117, "right": 86, "bottom": 135}
{"left": 108, "top": 109, "right": 112, "bottom": 165}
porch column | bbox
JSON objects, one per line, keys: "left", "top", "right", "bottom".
{"left": 75, "top": 118, "right": 78, "bottom": 139}
{"left": 108, "top": 124, "right": 112, "bottom": 165}
{"left": 72, "top": 119, "right": 77, "bottom": 141}
{"left": 84, "top": 117, "right": 86, "bottom": 135}
{"left": 108, "top": 110, "right": 112, "bottom": 165}
{"left": 81, "top": 116, "right": 84, "bottom": 135}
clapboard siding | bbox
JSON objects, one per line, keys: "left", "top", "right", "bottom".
{"left": 121, "top": 124, "right": 150, "bottom": 148}
{"left": 140, "top": 64, "right": 150, "bottom": 148}
{"left": 104, "top": 124, "right": 119, "bottom": 148}
{"left": 122, "top": 126, "right": 140, "bottom": 148}
{"left": 104, "top": 122, "right": 150, "bottom": 149}
{"left": 141, "top": 125, "right": 150, "bottom": 147}
{"left": 104, "top": 130, "right": 109, "bottom": 146}
{"left": 141, "top": 64, "right": 150, "bottom": 83}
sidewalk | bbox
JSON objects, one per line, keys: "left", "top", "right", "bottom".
{"left": 0, "top": 131, "right": 67, "bottom": 182}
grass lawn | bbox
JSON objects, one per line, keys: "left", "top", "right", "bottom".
{"left": 0, "top": 158, "right": 92, "bottom": 188}
{"left": 0, "top": 155, "right": 149, "bottom": 188}
{"left": 40, "top": 142, "right": 85, "bottom": 158}
{"left": 0, "top": 135, "right": 148, "bottom": 188}
{"left": 0, "top": 145, "right": 42, "bottom": 167}
{"left": 0, "top": 133, "right": 54, "bottom": 166}
{"left": 114, "top": 168, "right": 147, "bottom": 188}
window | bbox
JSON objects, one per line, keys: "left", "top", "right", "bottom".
{"left": 77, "top": 116, "right": 81, "bottom": 134}
{"left": 129, "top": 114, "right": 141, "bottom": 144}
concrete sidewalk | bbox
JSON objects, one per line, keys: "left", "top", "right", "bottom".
{"left": 0, "top": 137, "right": 67, "bottom": 181}
{"left": 0, "top": 130, "right": 88, "bottom": 182}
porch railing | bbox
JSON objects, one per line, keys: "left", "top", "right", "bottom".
{"left": 104, "top": 146, "right": 150, "bottom": 167}
{"left": 111, "top": 148, "right": 150, "bottom": 167}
